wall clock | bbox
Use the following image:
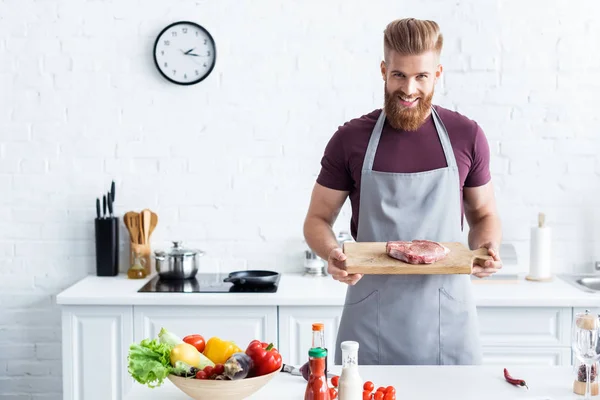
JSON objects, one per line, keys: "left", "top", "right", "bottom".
{"left": 153, "top": 21, "right": 216, "bottom": 85}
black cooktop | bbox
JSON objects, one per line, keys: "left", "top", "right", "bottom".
{"left": 138, "top": 273, "right": 280, "bottom": 293}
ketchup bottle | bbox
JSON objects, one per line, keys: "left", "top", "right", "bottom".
{"left": 304, "top": 347, "right": 331, "bottom": 400}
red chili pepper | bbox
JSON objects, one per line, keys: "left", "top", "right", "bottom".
{"left": 504, "top": 368, "right": 528, "bottom": 389}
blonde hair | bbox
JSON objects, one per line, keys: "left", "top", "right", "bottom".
{"left": 383, "top": 18, "right": 443, "bottom": 61}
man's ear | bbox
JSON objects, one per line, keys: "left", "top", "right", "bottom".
{"left": 435, "top": 64, "right": 443, "bottom": 83}
{"left": 380, "top": 60, "right": 387, "bottom": 81}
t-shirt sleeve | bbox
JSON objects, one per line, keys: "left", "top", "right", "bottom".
{"left": 316, "top": 129, "right": 353, "bottom": 191}
{"left": 464, "top": 122, "right": 492, "bottom": 187}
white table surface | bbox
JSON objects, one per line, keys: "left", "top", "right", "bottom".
{"left": 126, "top": 365, "right": 582, "bottom": 400}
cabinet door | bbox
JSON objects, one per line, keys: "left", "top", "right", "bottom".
{"left": 482, "top": 347, "right": 571, "bottom": 366}
{"left": 278, "top": 306, "right": 343, "bottom": 368}
{"left": 61, "top": 305, "right": 134, "bottom": 400}
{"left": 133, "top": 306, "right": 278, "bottom": 348}
{"left": 477, "top": 307, "right": 571, "bottom": 347}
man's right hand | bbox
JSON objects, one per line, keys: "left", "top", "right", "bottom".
{"left": 328, "top": 248, "right": 363, "bottom": 285}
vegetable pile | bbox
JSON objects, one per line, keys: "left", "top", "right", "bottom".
{"left": 127, "top": 327, "right": 282, "bottom": 388}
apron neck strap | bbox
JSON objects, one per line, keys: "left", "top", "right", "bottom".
{"left": 362, "top": 107, "right": 457, "bottom": 172}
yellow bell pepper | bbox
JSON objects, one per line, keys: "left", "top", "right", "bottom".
{"left": 202, "top": 337, "right": 243, "bottom": 364}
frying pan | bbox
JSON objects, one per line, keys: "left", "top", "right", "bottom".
{"left": 223, "top": 270, "right": 280, "bottom": 287}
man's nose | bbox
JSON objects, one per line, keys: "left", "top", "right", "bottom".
{"left": 403, "top": 79, "right": 417, "bottom": 97}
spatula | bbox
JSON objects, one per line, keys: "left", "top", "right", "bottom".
{"left": 124, "top": 211, "right": 140, "bottom": 244}
{"left": 140, "top": 209, "right": 152, "bottom": 244}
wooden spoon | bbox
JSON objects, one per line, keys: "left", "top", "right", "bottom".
{"left": 148, "top": 211, "right": 158, "bottom": 239}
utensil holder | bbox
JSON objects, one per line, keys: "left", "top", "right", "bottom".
{"left": 94, "top": 217, "right": 119, "bottom": 276}
{"left": 130, "top": 242, "right": 151, "bottom": 276}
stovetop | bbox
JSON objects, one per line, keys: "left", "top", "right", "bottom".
{"left": 138, "top": 273, "right": 280, "bottom": 293}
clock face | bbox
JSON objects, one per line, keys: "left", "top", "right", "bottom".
{"left": 153, "top": 21, "right": 216, "bottom": 85}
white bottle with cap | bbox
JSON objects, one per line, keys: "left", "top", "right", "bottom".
{"left": 338, "top": 341, "right": 363, "bottom": 400}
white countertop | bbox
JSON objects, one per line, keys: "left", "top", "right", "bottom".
{"left": 56, "top": 272, "right": 600, "bottom": 307}
{"left": 125, "top": 365, "right": 577, "bottom": 400}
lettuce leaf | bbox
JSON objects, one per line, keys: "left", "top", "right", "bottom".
{"left": 158, "top": 327, "right": 183, "bottom": 348}
{"left": 127, "top": 338, "right": 173, "bottom": 388}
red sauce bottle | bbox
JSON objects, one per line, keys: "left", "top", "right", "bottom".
{"left": 304, "top": 347, "right": 331, "bottom": 400}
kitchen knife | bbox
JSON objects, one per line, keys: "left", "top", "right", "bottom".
{"left": 96, "top": 198, "right": 101, "bottom": 220}
{"left": 110, "top": 180, "right": 115, "bottom": 203}
{"left": 107, "top": 191, "right": 113, "bottom": 218}
{"left": 102, "top": 195, "right": 107, "bottom": 218}
{"left": 281, "top": 363, "right": 335, "bottom": 379}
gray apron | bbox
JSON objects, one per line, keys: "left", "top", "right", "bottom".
{"left": 334, "top": 107, "right": 482, "bottom": 366}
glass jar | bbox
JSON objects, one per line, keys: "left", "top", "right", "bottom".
{"left": 127, "top": 253, "right": 147, "bottom": 279}
{"left": 574, "top": 360, "right": 599, "bottom": 396}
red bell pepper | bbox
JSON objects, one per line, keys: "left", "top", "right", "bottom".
{"left": 245, "top": 340, "right": 282, "bottom": 376}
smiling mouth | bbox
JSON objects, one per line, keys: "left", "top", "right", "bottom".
{"left": 398, "top": 97, "right": 419, "bottom": 107}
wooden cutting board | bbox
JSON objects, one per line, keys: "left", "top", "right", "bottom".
{"left": 343, "top": 242, "right": 491, "bottom": 275}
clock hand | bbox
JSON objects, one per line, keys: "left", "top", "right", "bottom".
{"left": 184, "top": 48, "right": 195, "bottom": 55}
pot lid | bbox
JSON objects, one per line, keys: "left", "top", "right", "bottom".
{"left": 155, "top": 241, "right": 204, "bottom": 257}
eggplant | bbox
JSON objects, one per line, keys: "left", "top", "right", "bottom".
{"left": 223, "top": 352, "right": 254, "bottom": 380}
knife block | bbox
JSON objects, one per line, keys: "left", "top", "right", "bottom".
{"left": 94, "top": 217, "right": 119, "bottom": 276}
{"left": 130, "top": 242, "right": 152, "bottom": 276}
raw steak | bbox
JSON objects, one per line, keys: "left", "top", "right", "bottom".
{"left": 386, "top": 240, "right": 450, "bottom": 264}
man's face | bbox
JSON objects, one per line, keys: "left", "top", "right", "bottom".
{"left": 381, "top": 50, "right": 442, "bottom": 131}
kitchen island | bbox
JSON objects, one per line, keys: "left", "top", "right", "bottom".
{"left": 56, "top": 273, "right": 600, "bottom": 400}
{"left": 125, "top": 365, "right": 578, "bottom": 400}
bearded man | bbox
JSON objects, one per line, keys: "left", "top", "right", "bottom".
{"left": 303, "top": 18, "right": 503, "bottom": 365}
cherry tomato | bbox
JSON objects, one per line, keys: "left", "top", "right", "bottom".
{"left": 374, "top": 392, "right": 384, "bottom": 400}
{"left": 183, "top": 334, "right": 206, "bottom": 353}
{"left": 329, "top": 387, "right": 338, "bottom": 399}
{"left": 195, "top": 370, "right": 207, "bottom": 379}
{"left": 331, "top": 375, "right": 340, "bottom": 387}
{"left": 383, "top": 392, "right": 396, "bottom": 400}
{"left": 377, "top": 387, "right": 386, "bottom": 393}
{"left": 203, "top": 365, "right": 214, "bottom": 377}
{"left": 385, "top": 386, "right": 395, "bottom": 394}
{"left": 363, "top": 390, "right": 373, "bottom": 400}
{"left": 364, "top": 381, "right": 375, "bottom": 392}
{"left": 213, "top": 364, "right": 224, "bottom": 376}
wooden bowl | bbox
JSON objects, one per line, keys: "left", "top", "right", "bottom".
{"left": 168, "top": 369, "right": 280, "bottom": 400}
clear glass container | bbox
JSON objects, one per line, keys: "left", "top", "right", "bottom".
{"left": 338, "top": 341, "right": 363, "bottom": 400}
{"left": 127, "top": 253, "right": 147, "bottom": 279}
{"left": 572, "top": 310, "right": 600, "bottom": 398}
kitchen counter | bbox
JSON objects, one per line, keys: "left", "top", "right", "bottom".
{"left": 56, "top": 272, "right": 600, "bottom": 307}
{"left": 125, "top": 365, "right": 577, "bottom": 400}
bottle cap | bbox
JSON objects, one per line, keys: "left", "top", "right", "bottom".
{"left": 341, "top": 340, "right": 359, "bottom": 352}
{"left": 312, "top": 323, "right": 324, "bottom": 331}
{"left": 309, "top": 347, "right": 327, "bottom": 358}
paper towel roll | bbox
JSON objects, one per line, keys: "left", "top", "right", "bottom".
{"left": 527, "top": 220, "right": 552, "bottom": 281}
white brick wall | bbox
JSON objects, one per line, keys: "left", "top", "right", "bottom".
{"left": 1, "top": 0, "right": 600, "bottom": 397}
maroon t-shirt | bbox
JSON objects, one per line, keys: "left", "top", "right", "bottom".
{"left": 316, "top": 105, "right": 491, "bottom": 240}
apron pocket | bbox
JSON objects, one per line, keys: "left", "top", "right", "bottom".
{"left": 336, "top": 289, "right": 380, "bottom": 365}
{"left": 439, "top": 287, "right": 481, "bottom": 365}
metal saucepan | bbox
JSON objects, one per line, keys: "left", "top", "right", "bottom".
{"left": 153, "top": 241, "right": 205, "bottom": 280}
{"left": 223, "top": 270, "right": 280, "bottom": 287}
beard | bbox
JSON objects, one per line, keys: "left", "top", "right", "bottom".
{"left": 384, "top": 84, "right": 434, "bottom": 131}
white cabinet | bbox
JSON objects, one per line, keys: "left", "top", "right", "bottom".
{"left": 277, "top": 306, "right": 574, "bottom": 368}
{"left": 482, "top": 347, "right": 571, "bottom": 366}
{"left": 133, "top": 306, "right": 278, "bottom": 348}
{"left": 478, "top": 307, "right": 571, "bottom": 366}
{"left": 61, "top": 305, "right": 133, "bottom": 400}
{"left": 477, "top": 307, "right": 571, "bottom": 347}
{"left": 278, "top": 306, "right": 342, "bottom": 369}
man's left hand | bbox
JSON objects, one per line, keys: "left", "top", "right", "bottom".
{"left": 472, "top": 242, "right": 503, "bottom": 278}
